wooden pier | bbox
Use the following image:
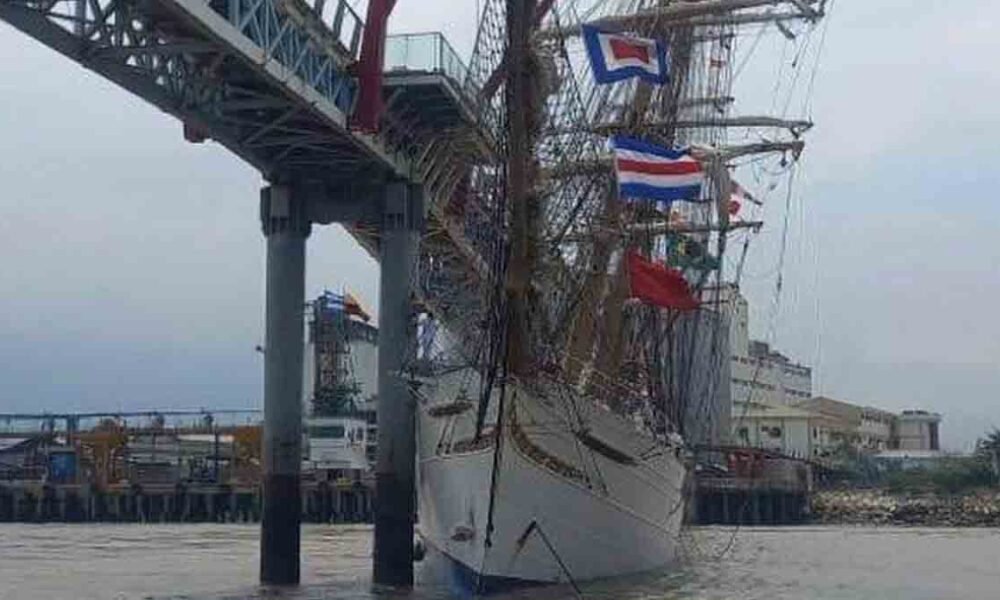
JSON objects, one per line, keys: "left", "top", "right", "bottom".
{"left": 691, "top": 447, "right": 813, "bottom": 525}
{"left": 0, "top": 480, "right": 373, "bottom": 524}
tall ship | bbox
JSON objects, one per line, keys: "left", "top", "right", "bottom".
{"left": 380, "top": 0, "right": 827, "bottom": 592}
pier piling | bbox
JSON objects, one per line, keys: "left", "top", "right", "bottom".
{"left": 373, "top": 183, "right": 420, "bottom": 587}
{"left": 259, "top": 185, "right": 311, "bottom": 586}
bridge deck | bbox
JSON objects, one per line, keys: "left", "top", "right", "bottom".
{"left": 1, "top": 0, "right": 500, "bottom": 335}
{"left": 0, "top": 0, "right": 404, "bottom": 182}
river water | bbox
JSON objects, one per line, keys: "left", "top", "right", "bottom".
{"left": 0, "top": 524, "right": 997, "bottom": 599}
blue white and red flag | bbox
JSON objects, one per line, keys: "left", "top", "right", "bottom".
{"left": 321, "top": 290, "right": 345, "bottom": 312}
{"left": 583, "top": 25, "right": 669, "bottom": 85}
{"left": 612, "top": 136, "right": 705, "bottom": 203}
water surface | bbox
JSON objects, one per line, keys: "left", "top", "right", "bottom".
{"left": 0, "top": 524, "right": 996, "bottom": 599}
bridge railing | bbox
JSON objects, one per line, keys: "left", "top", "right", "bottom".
{"left": 304, "top": 0, "right": 365, "bottom": 59}
{"left": 385, "top": 32, "right": 482, "bottom": 99}
{"left": 211, "top": 0, "right": 367, "bottom": 114}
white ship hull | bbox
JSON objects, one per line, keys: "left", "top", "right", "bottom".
{"left": 416, "top": 368, "right": 687, "bottom": 593}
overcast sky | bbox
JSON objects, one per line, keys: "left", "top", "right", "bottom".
{"left": 0, "top": 1, "right": 996, "bottom": 449}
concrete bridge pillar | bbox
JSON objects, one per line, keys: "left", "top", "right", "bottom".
{"left": 374, "top": 182, "right": 421, "bottom": 588}
{"left": 259, "top": 184, "right": 311, "bottom": 586}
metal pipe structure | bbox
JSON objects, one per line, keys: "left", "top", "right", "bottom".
{"left": 373, "top": 182, "right": 420, "bottom": 587}
{"left": 259, "top": 185, "right": 311, "bottom": 586}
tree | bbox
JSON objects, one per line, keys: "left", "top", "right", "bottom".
{"left": 975, "top": 429, "right": 1000, "bottom": 483}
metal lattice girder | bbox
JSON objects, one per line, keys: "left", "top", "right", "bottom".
{"left": 0, "top": 0, "right": 407, "bottom": 182}
{"left": 0, "top": 0, "right": 505, "bottom": 343}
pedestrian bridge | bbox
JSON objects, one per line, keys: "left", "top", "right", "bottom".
{"left": 0, "top": 0, "right": 491, "bottom": 182}
{"left": 0, "top": 0, "right": 498, "bottom": 585}
{"left": 1, "top": 0, "right": 496, "bottom": 318}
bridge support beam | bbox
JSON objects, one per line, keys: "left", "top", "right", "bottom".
{"left": 259, "top": 185, "right": 311, "bottom": 586}
{"left": 374, "top": 182, "right": 422, "bottom": 587}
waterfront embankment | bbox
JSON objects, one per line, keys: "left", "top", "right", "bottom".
{"left": 812, "top": 489, "right": 1000, "bottom": 526}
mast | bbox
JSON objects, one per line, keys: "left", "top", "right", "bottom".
{"left": 563, "top": 184, "right": 620, "bottom": 385}
{"left": 504, "top": 0, "right": 539, "bottom": 377}
{"left": 563, "top": 83, "right": 657, "bottom": 392}
{"left": 468, "top": 0, "right": 822, "bottom": 436}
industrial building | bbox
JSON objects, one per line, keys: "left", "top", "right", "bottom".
{"left": 303, "top": 291, "right": 379, "bottom": 479}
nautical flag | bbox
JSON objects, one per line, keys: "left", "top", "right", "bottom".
{"left": 626, "top": 250, "right": 700, "bottom": 310}
{"left": 612, "top": 136, "right": 705, "bottom": 203}
{"left": 582, "top": 25, "right": 669, "bottom": 85}
{"left": 665, "top": 233, "right": 721, "bottom": 271}
{"left": 728, "top": 198, "right": 742, "bottom": 216}
{"left": 321, "top": 291, "right": 345, "bottom": 313}
{"left": 731, "top": 180, "right": 760, "bottom": 206}
{"left": 344, "top": 293, "right": 371, "bottom": 322}
{"left": 728, "top": 180, "right": 761, "bottom": 216}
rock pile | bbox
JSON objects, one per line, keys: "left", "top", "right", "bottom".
{"left": 811, "top": 490, "right": 1000, "bottom": 526}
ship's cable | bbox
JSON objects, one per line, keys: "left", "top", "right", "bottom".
{"left": 514, "top": 520, "right": 585, "bottom": 598}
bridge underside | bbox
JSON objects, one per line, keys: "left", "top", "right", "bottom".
{"left": 0, "top": 0, "right": 402, "bottom": 184}
{"left": 1, "top": 2, "right": 504, "bottom": 584}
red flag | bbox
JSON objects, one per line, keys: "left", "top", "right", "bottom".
{"left": 728, "top": 198, "right": 741, "bottom": 216}
{"left": 351, "top": 0, "right": 396, "bottom": 133}
{"left": 626, "top": 250, "right": 700, "bottom": 310}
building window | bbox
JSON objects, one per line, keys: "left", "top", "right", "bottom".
{"left": 309, "top": 425, "right": 346, "bottom": 438}
{"left": 812, "top": 427, "right": 818, "bottom": 439}
{"left": 762, "top": 426, "right": 782, "bottom": 438}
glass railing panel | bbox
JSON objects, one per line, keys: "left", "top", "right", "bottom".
{"left": 385, "top": 33, "right": 479, "bottom": 95}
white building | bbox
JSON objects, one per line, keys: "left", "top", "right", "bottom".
{"left": 794, "top": 396, "right": 898, "bottom": 457}
{"left": 721, "top": 285, "right": 812, "bottom": 407}
{"left": 734, "top": 399, "right": 862, "bottom": 459}
{"left": 858, "top": 406, "right": 896, "bottom": 452}
{"left": 897, "top": 410, "right": 942, "bottom": 451}
{"left": 732, "top": 401, "right": 812, "bottom": 457}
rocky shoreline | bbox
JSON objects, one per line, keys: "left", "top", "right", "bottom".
{"left": 811, "top": 489, "right": 1000, "bottom": 526}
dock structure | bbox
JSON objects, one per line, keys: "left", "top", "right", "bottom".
{"left": 0, "top": 416, "right": 376, "bottom": 525}
{"left": 0, "top": 480, "right": 373, "bottom": 524}
{"left": 0, "top": 0, "right": 493, "bottom": 587}
{"left": 695, "top": 477, "right": 809, "bottom": 525}
{"left": 692, "top": 447, "right": 813, "bottom": 525}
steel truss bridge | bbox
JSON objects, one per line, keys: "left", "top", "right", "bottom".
{"left": 0, "top": 0, "right": 493, "bottom": 586}
{"left": 0, "top": 0, "right": 494, "bottom": 326}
